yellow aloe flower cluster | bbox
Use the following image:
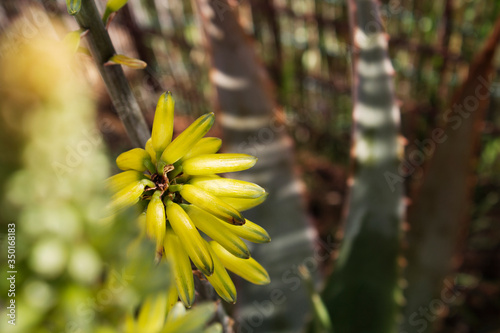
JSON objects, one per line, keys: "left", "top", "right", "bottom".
{"left": 107, "top": 92, "right": 271, "bottom": 306}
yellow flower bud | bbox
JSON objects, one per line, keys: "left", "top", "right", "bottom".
{"left": 203, "top": 239, "right": 237, "bottom": 303}
{"left": 183, "top": 204, "right": 250, "bottom": 259}
{"left": 109, "top": 178, "right": 153, "bottom": 211}
{"left": 189, "top": 176, "right": 266, "bottom": 198}
{"left": 151, "top": 92, "right": 174, "bottom": 156}
{"left": 180, "top": 184, "right": 245, "bottom": 225}
{"left": 106, "top": 170, "right": 146, "bottom": 193}
{"left": 160, "top": 113, "right": 215, "bottom": 165}
{"left": 182, "top": 154, "right": 257, "bottom": 175}
{"left": 225, "top": 218, "right": 271, "bottom": 243}
{"left": 165, "top": 200, "right": 214, "bottom": 276}
{"left": 164, "top": 227, "right": 195, "bottom": 307}
{"left": 146, "top": 190, "right": 166, "bottom": 255}
{"left": 210, "top": 241, "right": 270, "bottom": 285}
{"left": 145, "top": 138, "right": 157, "bottom": 165}
{"left": 181, "top": 137, "right": 222, "bottom": 162}
{"left": 116, "top": 148, "right": 155, "bottom": 173}
{"left": 219, "top": 193, "right": 268, "bottom": 212}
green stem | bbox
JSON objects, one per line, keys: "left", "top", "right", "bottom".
{"left": 73, "top": 0, "right": 150, "bottom": 148}
{"left": 167, "top": 165, "right": 183, "bottom": 179}
{"left": 156, "top": 160, "right": 167, "bottom": 175}
{"left": 144, "top": 159, "right": 156, "bottom": 175}
{"left": 168, "top": 184, "right": 183, "bottom": 192}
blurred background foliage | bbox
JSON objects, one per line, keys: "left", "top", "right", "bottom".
{"left": 0, "top": 0, "right": 499, "bottom": 332}
{"left": 0, "top": 22, "right": 173, "bottom": 332}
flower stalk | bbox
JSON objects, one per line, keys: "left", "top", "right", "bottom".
{"left": 72, "top": 0, "right": 150, "bottom": 147}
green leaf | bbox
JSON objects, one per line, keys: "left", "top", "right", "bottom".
{"left": 76, "top": 46, "right": 91, "bottom": 57}
{"left": 63, "top": 30, "right": 81, "bottom": 53}
{"left": 103, "top": 0, "right": 129, "bottom": 23}
{"left": 298, "top": 266, "right": 333, "bottom": 333}
{"left": 106, "top": 0, "right": 129, "bottom": 12}
{"left": 106, "top": 54, "right": 147, "bottom": 69}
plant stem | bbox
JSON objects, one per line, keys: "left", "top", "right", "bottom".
{"left": 73, "top": 0, "right": 150, "bottom": 148}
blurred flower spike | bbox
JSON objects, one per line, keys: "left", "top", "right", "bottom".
{"left": 107, "top": 92, "right": 271, "bottom": 307}
{"left": 123, "top": 290, "right": 223, "bottom": 333}
{"left": 125, "top": 287, "right": 221, "bottom": 333}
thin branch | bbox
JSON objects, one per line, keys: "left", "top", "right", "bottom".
{"left": 73, "top": 0, "right": 150, "bottom": 148}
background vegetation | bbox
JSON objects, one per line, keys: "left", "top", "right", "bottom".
{"left": 1, "top": 0, "right": 499, "bottom": 332}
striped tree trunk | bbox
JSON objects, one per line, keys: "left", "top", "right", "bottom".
{"left": 322, "top": 1, "right": 404, "bottom": 332}
{"left": 194, "top": 1, "right": 318, "bottom": 332}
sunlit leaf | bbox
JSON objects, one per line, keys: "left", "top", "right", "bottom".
{"left": 105, "top": 54, "right": 147, "bottom": 69}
